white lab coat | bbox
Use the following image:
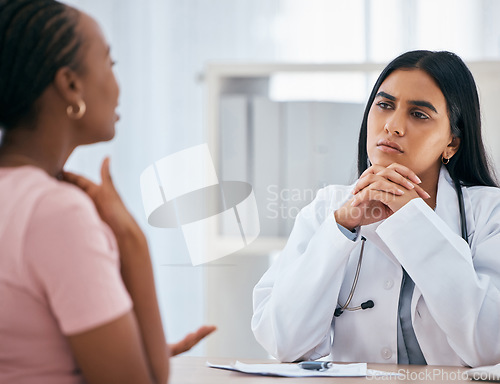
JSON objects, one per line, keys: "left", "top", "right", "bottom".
{"left": 252, "top": 166, "right": 500, "bottom": 367}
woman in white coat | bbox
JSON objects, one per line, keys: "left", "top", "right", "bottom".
{"left": 252, "top": 50, "right": 500, "bottom": 368}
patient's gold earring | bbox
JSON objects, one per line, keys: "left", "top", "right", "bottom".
{"left": 67, "top": 100, "right": 86, "bottom": 120}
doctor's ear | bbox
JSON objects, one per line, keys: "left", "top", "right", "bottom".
{"left": 443, "top": 136, "right": 461, "bottom": 160}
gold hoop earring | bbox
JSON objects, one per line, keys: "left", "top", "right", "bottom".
{"left": 442, "top": 156, "right": 450, "bottom": 165}
{"left": 66, "top": 100, "right": 86, "bottom": 120}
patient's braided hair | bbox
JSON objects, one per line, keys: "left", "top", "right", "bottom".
{"left": 0, "top": 0, "right": 83, "bottom": 130}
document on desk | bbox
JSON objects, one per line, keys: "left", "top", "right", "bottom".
{"left": 207, "top": 361, "right": 402, "bottom": 378}
{"left": 466, "top": 363, "right": 500, "bottom": 381}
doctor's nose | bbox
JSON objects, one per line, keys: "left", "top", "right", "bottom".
{"left": 384, "top": 119, "right": 405, "bottom": 136}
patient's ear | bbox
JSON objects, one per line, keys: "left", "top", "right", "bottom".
{"left": 53, "top": 66, "right": 84, "bottom": 106}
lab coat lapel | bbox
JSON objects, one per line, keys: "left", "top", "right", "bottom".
{"left": 410, "top": 166, "right": 472, "bottom": 358}
{"left": 434, "top": 165, "right": 462, "bottom": 237}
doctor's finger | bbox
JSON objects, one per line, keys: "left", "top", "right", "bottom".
{"left": 373, "top": 167, "right": 417, "bottom": 190}
{"left": 413, "top": 184, "right": 431, "bottom": 199}
{"left": 359, "top": 164, "right": 386, "bottom": 179}
{"left": 353, "top": 174, "right": 406, "bottom": 196}
{"left": 362, "top": 163, "right": 421, "bottom": 185}
{"left": 351, "top": 188, "right": 396, "bottom": 210}
{"left": 385, "top": 163, "right": 422, "bottom": 184}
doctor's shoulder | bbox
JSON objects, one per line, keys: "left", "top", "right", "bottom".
{"left": 465, "top": 184, "right": 500, "bottom": 225}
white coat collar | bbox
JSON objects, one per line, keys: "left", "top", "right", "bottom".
{"left": 435, "top": 165, "right": 474, "bottom": 242}
{"left": 434, "top": 165, "right": 462, "bottom": 237}
{"left": 411, "top": 166, "right": 474, "bottom": 365}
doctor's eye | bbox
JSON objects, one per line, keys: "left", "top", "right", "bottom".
{"left": 376, "top": 101, "right": 393, "bottom": 110}
{"left": 412, "top": 111, "right": 429, "bottom": 120}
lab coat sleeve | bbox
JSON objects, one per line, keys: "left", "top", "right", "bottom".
{"left": 251, "top": 187, "right": 359, "bottom": 362}
{"left": 377, "top": 193, "right": 500, "bottom": 367}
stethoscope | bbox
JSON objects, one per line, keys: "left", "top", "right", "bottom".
{"left": 334, "top": 179, "right": 468, "bottom": 317}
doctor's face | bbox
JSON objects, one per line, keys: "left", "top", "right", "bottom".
{"left": 366, "top": 69, "right": 458, "bottom": 180}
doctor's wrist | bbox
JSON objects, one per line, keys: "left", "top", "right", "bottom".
{"left": 334, "top": 208, "right": 359, "bottom": 232}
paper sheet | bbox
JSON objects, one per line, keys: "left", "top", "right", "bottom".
{"left": 207, "top": 361, "right": 402, "bottom": 378}
{"left": 467, "top": 364, "right": 500, "bottom": 381}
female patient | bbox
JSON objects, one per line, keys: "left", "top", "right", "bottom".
{"left": 252, "top": 50, "right": 500, "bottom": 367}
{"left": 0, "top": 1, "right": 213, "bottom": 383}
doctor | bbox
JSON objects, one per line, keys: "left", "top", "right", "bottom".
{"left": 252, "top": 50, "right": 500, "bottom": 368}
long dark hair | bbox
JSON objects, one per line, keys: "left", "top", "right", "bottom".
{"left": 0, "top": 0, "right": 83, "bottom": 131}
{"left": 357, "top": 50, "right": 498, "bottom": 188}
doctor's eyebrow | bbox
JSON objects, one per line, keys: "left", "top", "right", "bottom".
{"left": 375, "top": 91, "right": 438, "bottom": 113}
{"left": 376, "top": 91, "right": 395, "bottom": 101}
{"left": 408, "top": 100, "right": 438, "bottom": 113}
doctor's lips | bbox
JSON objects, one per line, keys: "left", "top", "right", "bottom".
{"left": 377, "top": 139, "right": 403, "bottom": 153}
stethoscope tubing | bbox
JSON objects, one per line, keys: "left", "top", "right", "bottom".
{"left": 337, "top": 237, "right": 366, "bottom": 312}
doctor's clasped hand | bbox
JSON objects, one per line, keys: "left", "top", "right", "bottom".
{"left": 336, "top": 163, "right": 431, "bottom": 231}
